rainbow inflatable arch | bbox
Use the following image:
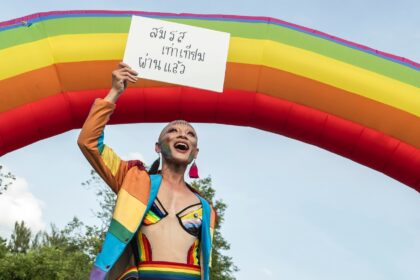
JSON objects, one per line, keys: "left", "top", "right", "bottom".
{"left": 0, "top": 11, "right": 419, "bottom": 191}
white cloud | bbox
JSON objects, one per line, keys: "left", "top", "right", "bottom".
{"left": 0, "top": 176, "right": 45, "bottom": 238}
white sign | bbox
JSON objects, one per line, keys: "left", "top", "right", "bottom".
{"left": 123, "top": 16, "right": 230, "bottom": 92}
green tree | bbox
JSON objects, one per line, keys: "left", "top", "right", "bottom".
{"left": 82, "top": 169, "right": 116, "bottom": 232}
{"left": 0, "top": 220, "right": 92, "bottom": 280}
{"left": 0, "top": 237, "right": 7, "bottom": 258}
{"left": 0, "top": 244, "right": 91, "bottom": 280}
{"left": 0, "top": 165, "right": 16, "bottom": 194}
{"left": 8, "top": 221, "right": 31, "bottom": 254}
{"left": 81, "top": 169, "right": 117, "bottom": 259}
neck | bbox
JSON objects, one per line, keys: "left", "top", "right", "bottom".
{"left": 160, "top": 161, "right": 187, "bottom": 188}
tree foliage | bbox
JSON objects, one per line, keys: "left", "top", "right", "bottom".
{"left": 8, "top": 221, "right": 31, "bottom": 254}
{"left": 0, "top": 219, "right": 91, "bottom": 280}
{"left": 0, "top": 165, "right": 16, "bottom": 194}
{"left": 0, "top": 237, "right": 7, "bottom": 259}
{"left": 81, "top": 169, "right": 116, "bottom": 233}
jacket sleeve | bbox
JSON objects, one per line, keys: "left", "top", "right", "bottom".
{"left": 77, "top": 98, "right": 142, "bottom": 194}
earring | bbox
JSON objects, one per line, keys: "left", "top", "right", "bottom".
{"left": 188, "top": 159, "right": 199, "bottom": 179}
{"left": 149, "top": 153, "right": 161, "bottom": 174}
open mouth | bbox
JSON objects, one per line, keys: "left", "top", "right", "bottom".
{"left": 174, "top": 142, "right": 189, "bottom": 152}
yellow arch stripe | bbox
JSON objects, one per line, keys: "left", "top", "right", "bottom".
{"left": 1, "top": 34, "right": 419, "bottom": 116}
{"left": 229, "top": 38, "right": 420, "bottom": 116}
{"left": 1, "top": 38, "right": 55, "bottom": 79}
{"left": 0, "top": 34, "right": 126, "bottom": 80}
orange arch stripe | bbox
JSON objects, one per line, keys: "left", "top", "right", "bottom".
{"left": 1, "top": 61, "right": 418, "bottom": 149}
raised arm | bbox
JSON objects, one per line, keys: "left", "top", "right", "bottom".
{"left": 77, "top": 63, "right": 139, "bottom": 193}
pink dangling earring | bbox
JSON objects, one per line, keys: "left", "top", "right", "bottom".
{"left": 188, "top": 160, "right": 199, "bottom": 179}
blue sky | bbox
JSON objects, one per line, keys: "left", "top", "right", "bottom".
{"left": 1, "top": 1, "right": 419, "bottom": 280}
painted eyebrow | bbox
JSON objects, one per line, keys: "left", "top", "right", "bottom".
{"left": 166, "top": 127, "right": 177, "bottom": 132}
{"left": 165, "top": 125, "right": 196, "bottom": 137}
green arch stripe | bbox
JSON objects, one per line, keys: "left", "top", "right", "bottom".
{"left": 1, "top": 16, "right": 418, "bottom": 87}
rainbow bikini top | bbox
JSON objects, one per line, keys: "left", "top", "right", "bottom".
{"left": 143, "top": 197, "right": 203, "bottom": 237}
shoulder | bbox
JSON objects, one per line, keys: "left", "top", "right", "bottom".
{"left": 124, "top": 159, "right": 150, "bottom": 182}
{"left": 126, "top": 159, "right": 146, "bottom": 171}
{"left": 117, "top": 160, "right": 154, "bottom": 203}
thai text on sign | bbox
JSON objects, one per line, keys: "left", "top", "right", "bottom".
{"left": 123, "top": 16, "right": 230, "bottom": 92}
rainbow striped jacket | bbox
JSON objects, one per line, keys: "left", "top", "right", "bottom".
{"left": 77, "top": 98, "right": 216, "bottom": 280}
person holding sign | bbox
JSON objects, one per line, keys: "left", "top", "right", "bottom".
{"left": 77, "top": 62, "right": 216, "bottom": 280}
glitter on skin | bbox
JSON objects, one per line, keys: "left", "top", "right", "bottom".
{"left": 160, "top": 142, "right": 173, "bottom": 160}
{"left": 159, "top": 138, "right": 196, "bottom": 164}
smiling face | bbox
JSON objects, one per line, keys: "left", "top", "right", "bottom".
{"left": 156, "top": 120, "right": 199, "bottom": 166}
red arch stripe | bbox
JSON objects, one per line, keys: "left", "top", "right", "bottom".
{"left": 0, "top": 88, "right": 419, "bottom": 191}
